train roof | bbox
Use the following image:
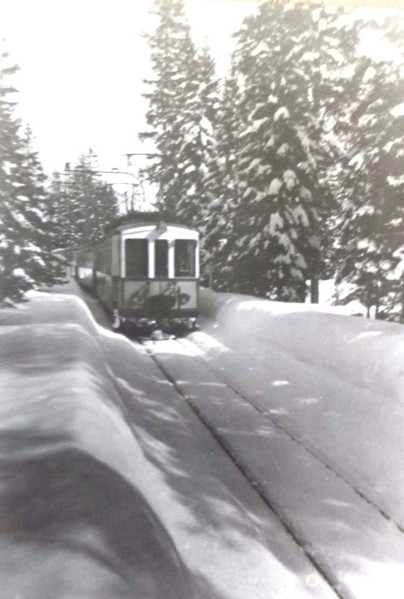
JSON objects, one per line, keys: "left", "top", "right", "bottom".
{"left": 57, "top": 215, "right": 199, "bottom": 256}
{"left": 112, "top": 221, "right": 197, "bottom": 234}
{"left": 103, "top": 211, "right": 197, "bottom": 235}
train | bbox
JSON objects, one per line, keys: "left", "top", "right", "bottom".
{"left": 62, "top": 216, "right": 200, "bottom": 336}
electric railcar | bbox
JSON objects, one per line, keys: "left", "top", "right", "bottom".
{"left": 74, "top": 219, "right": 199, "bottom": 335}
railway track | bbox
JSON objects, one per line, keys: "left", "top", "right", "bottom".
{"left": 180, "top": 338, "right": 400, "bottom": 529}
{"left": 139, "top": 336, "right": 344, "bottom": 597}
{"left": 145, "top": 335, "right": 395, "bottom": 526}
{"left": 138, "top": 334, "right": 404, "bottom": 599}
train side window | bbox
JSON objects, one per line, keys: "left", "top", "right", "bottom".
{"left": 125, "top": 239, "right": 148, "bottom": 277}
{"left": 155, "top": 240, "right": 168, "bottom": 277}
{"left": 175, "top": 240, "right": 196, "bottom": 277}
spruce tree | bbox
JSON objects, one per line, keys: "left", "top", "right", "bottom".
{"left": 47, "top": 170, "right": 69, "bottom": 248}
{"left": 217, "top": 1, "right": 342, "bottom": 301}
{"left": 174, "top": 45, "right": 219, "bottom": 229}
{"left": 0, "top": 48, "right": 24, "bottom": 302}
{"left": 48, "top": 151, "right": 119, "bottom": 248}
{"left": 334, "top": 31, "right": 404, "bottom": 320}
{"left": 11, "top": 127, "right": 62, "bottom": 287}
{"left": 0, "top": 48, "right": 61, "bottom": 303}
{"left": 141, "top": 0, "right": 193, "bottom": 216}
{"left": 203, "top": 65, "right": 244, "bottom": 289}
{"left": 141, "top": 0, "right": 219, "bottom": 232}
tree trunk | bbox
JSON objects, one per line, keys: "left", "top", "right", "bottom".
{"left": 310, "top": 273, "right": 319, "bottom": 303}
{"left": 401, "top": 274, "right": 404, "bottom": 323}
{"left": 310, "top": 248, "right": 320, "bottom": 303}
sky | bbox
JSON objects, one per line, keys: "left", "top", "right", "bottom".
{"left": 0, "top": 0, "right": 257, "bottom": 183}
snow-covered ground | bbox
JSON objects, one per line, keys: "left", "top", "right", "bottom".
{"left": 199, "top": 287, "right": 404, "bottom": 402}
{"left": 146, "top": 288, "right": 404, "bottom": 599}
{"left": 305, "top": 279, "right": 368, "bottom": 316}
{"left": 0, "top": 293, "right": 193, "bottom": 599}
{"left": 1, "top": 282, "right": 404, "bottom": 598}
{"left": 195, "top": 289, "right": 404, "bottom": 526}
{"left": 0, "top": 285, "right": 339, "bottom": 599}
{"left": 183, "top": 289, "right": 404, "bottom": 594}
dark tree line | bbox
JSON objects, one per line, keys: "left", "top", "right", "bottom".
{"left": 142, "top": 0, "right": 404, "bottom": 321}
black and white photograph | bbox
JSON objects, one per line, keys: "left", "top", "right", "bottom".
{"left": 0, "top": 0, "right": 403, "bottom": 597}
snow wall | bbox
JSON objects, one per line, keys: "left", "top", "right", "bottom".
{"left": 198, "top": 288, "right": 404, "bottom": 401}
{"left": 0, "top": 295, "right": 192, "bottom": 599}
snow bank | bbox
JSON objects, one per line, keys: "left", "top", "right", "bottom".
{"left": 199, "top": 288, "right": 404, "bottom": 400}
{"left": 1, "top": 289, "right": 343, "bottom": 599}
{"left": 0, "top": 294, "right": 192, "bottom": 599}
{"left": 197, "top": 288, "right": 404, "bottom": 530}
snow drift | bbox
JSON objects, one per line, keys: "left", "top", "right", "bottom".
{"left": 199, "top": 287, "right": 404, "bottom": 401}
{"left": 197, "top": 288, "right": 404, "bottom": 529}
{"left": 0, "top": 295, "right": 192, "bottom": 599}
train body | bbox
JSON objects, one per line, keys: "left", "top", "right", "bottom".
{"left": 72, "top": 219, "right": 199, "bottom": 334}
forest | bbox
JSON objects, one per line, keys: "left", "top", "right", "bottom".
{"left": 1, "top": 0, "right": 403, "bottom": 320}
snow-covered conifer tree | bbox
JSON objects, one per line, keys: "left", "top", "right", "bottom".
{"left": 0, "top": 49, "right": 61, "bottom": 303}
{"left": 10, "top": 127, "right": 62, "bottom": 288}
{"left": 174, "top": 45, "right": 219, "bottom": 229}
{"left": 60, "top": 151, "right": 119, "bottom": 246}
{"left": 141, "top": 0, "right": 219, "bottom": 232}
{"left": 219, "top": 1, "right": 341, "bottom": 301}
{"left": 141, "top": 0, "right": 193, "bottom": 216}
{"left": 202, "top": 65, "right": 244, "bottom": 289}
{"left": 334, "top": 19, "right": 404, "bottom": 320}
{"left": 47, "top": 170, "right": 69, "bottom": 248}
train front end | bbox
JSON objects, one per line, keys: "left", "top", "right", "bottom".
{"left": 111, "top": 221, "right": 199, "bottom": 336}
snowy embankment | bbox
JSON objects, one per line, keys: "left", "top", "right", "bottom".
{"left": 197, "top": 288, "right": 404, "bottom": 531}
{"left": 0, "top": 295, "right": 192, "bottom": 599}
{"left": 0, "top": 289, "right": 340, "bottom": 599}
{"left": 199, "top": 287, "right": 404, "bottom": 403}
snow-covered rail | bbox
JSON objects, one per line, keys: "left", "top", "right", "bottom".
{"left": 142, "top": 334, "right": 404, "bottom": 599}
{"left": 174, "top": 338, "right": 401, "bottom": 527}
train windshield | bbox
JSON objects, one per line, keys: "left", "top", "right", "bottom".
{"left": 155, "top": 240, "right": 168, "bottom": 277}
{"left": 125, "top": 239, "right": 148, "bottom": 277}
{"left": 175, "top": 240, "right": 196, "bottom": 277}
